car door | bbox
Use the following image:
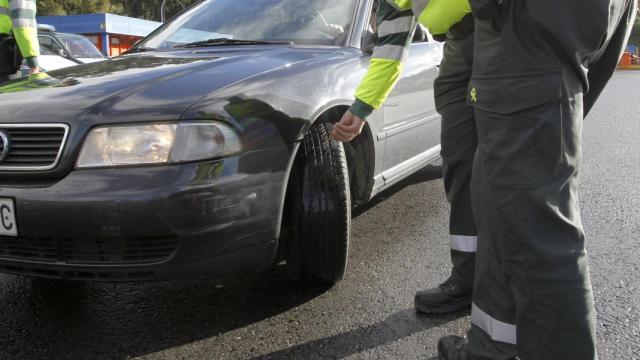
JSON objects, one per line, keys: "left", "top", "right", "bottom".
{"left": 380, "top": 26, "right": 442, "bottom": 183}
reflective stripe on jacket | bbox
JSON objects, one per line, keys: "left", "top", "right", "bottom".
{"left": 350, "top": 0, "right": 471, "bottom": 119}
{"left": 0, "top": 0, "right": 39, "bottom": 67}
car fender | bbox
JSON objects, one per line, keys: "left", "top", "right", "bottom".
{"left": 181, "top": 48, "right": 373, "bottom": 150}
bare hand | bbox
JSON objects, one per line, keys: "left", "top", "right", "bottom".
{"left": 330, "top": 111, "right": 366, "bottom": 142}
{"left": 28, "top": 67, "right": 40, "bottom": 75}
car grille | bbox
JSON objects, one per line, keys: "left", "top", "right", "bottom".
{"left": 0, "top": 262, "right": 156, "bottom": 281}
{"left": 0, "top": 236, "right": 59, "bottom": 262}
{"left": 0, "top": 124, "right": 69, "bottom": 171}
{"left": 0, "top": 235, "right": 179, "bottom": 265}
{"left": 63, "top": 236, "right": 180, "bottom": 264}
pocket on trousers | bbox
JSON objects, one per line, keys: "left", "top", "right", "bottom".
{"left": 469, "top": 71, "right": 565, "bottom": 190}
{"left": 469, "top": 0, "right": 506, "bottom": 33}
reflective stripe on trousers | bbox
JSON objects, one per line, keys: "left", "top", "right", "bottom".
{"left": 471, "top": 303, "right": 517, "bottom": 345}
{"left": 450, "top": 235, "right": 477, "bottom": 253}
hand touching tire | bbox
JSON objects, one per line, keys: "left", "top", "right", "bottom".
{"left": 330, "top": 111, "right": 366, "bottom": 142}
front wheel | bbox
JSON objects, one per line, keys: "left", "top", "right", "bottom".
{"left": 285, "top": 122, "right": 351, "bottom": 285}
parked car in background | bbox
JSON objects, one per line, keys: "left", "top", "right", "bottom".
{"left": 38, "top": 24, "right": 107, "bottom": 64}
{"left": 0, "top": 0, "right": 442, "bottom": 285}
{"left": 9, "top": 47, "right": 79, "bottom": 80}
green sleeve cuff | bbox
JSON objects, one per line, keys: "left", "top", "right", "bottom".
{"left": 25, "top": 57, "right": 39, "bottom": 68}
{"left": 349, "top": 98, "right": 375, "bottom": 120}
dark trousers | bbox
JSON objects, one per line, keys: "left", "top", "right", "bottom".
{"left": 0, "top": 34, "right": 17, "bottom": 85}
{"left": 466, "top": 0, "right": 637, "bottom": 358}
{"left": 434, "top": 33, "right": 477, "bottom": 290}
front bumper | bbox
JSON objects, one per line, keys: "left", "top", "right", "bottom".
{"left": 0, "top": 145, "right": 292, "bottom": 281}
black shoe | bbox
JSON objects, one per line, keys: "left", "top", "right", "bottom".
{"left": 438, "top": 335, "right": 469, "bottom": 360}
{"left": 414, "top": 278, "right": 471, "bottom": 314}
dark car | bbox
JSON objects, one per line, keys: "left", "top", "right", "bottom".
{"left": 0, "top": 0, "right": 443, "bottom": 284}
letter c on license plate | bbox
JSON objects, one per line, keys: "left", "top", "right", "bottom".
{"left": 0, "top": 198, "right": 17, "bottom": 236}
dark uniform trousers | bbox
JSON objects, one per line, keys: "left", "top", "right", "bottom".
{"left": 0, "top": 34, "right": 14, "bottom": 84}
{"left": 466, "top": 0, "right": 637, "bottom": 359}
{"left": 434, "top": 28, "right": 477, "bottom": 291}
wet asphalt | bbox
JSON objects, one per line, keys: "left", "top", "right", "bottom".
{"left": 1, "top": 73, "right": 639, "bottom": 360}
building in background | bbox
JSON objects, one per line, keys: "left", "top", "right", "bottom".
{"left": 36, "top": 14, "right": 161, "bottom": 57}
{"left": 619, "top": 44, "right": 640, "bottom": 69}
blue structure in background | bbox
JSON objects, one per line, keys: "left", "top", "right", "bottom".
{"left": 36, "top": 14, "right": 161, "bottom": 56}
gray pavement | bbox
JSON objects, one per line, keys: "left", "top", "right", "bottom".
{"left": 0, "top": 72, "right": 639, "bottom": 360}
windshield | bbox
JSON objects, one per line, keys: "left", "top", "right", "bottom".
{"left": 140, "top": 0, "right": 359, "bottom": 49}
{"left": 58, "top": 35, "right": 105, "bottom": 58}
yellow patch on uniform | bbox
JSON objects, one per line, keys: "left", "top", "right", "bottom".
{"left": 470, "top": 87, "right": 478, "bottom": 102}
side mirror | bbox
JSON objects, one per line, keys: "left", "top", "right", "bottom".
{"left": 361, "top": 30, "right": 377, "bottom": 56}
{"left": 57, "top": 49, "right": 66, "bottom": 57}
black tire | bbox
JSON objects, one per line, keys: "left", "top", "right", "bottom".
{"left": 285, "top": 122, "right": 351, "bottom": 285}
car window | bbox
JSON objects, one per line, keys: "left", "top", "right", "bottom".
{"left": 365, "top": 4, "right": 428, "bottom": 44}
{"left": 58, "top": 35, "right": 105, "bottom": 59}
{"left": 38, "top": 35, "right": 64, "bottom": 54}
{"left": 39, "top": 47, "right": 55, "bottom": 55}
{"left": 141, "top": 0, "right": 359, "bottom": 49}
{"left": 367, "top": 1, "right": 378, "bottom": 33}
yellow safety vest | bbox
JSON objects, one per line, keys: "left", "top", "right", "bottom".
{"left": 0, "top": 0, "right": 39, "bottom": 67}
{"left": 350, "top": 0, "right": 471, "bottom": 119}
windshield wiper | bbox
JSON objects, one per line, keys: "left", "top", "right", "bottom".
{"left": 125, "top": 46, "right": 156, "bottom": 54}
{"left": 173, "top": 38, "right": 293, "bottom": 48}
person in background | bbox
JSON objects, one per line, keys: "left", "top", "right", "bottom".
{"left": 0, "top": 0, "right": 40, "bottom": 84}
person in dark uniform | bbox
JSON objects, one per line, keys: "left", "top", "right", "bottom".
{"left": 414, "top": 12, "right": 478, "bottom": 315}
{"left": 437, "top": 0, "right": 638, "bottom": 359}
{"left": 331, "top": 0, "right": 479, "bottom": 316}
{"left": 0, "top": 0, "right": 40, "bottom": 84}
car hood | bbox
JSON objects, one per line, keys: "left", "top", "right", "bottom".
{"left": 0, "top": 46, "right": 336, "bottom": 124}
{"left": 76, "top": 58, "right": 107, "bottom": 64}
{"left": 39, "top": 54, "right": 79, "bottom": 71}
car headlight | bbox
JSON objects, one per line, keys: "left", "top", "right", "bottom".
{"left": 76, "top": 122, "right": 242, "bottom": 168}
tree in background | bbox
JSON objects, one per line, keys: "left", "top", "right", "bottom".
{"left": 37, "top": 0, "right": 197, "bottom": 22}
{"left": 118, "top": 0, "right": 198, "bottom": 22}
{"left": 629, "top": 17, "right": 640, "bottom": 47}
{"left": 38, "top": 0, "right": 123, "bottom": 16}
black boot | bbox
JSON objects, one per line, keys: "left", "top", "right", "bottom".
{"left": 414, "top": 278, "right": 471, "bottom": 314}
{"left": 438, "top": 335, "right": 469, "bottom": 360}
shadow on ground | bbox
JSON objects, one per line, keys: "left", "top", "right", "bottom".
{"left": 1, "top": 267, "right": 327, "bottom": 360}
{"left": 0, "top": 164, "right": 444, "bottom": 360}
{"left": 250, "top": 308, "right": 458, "bottom": 359}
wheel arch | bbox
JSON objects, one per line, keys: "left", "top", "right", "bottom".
{"left": 274, "top": 104, "right": 375, "bottom": 261}
{"left": 313, "top": 105, "right": 376, "bottom": 208}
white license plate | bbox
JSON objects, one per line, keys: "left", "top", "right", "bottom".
{"left": 0, "top": 198, "right": 17, "bottom": 236}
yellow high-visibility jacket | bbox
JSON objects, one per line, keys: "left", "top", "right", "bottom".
{"left": 350, "top": 0, "right": 471, "bottom": 119}
{"left": 0, "top": 0, "right": 39, "bottom": 68}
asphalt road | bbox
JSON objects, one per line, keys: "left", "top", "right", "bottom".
{"left": 1, "top": 72, "right": 639, "bottom": 360}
